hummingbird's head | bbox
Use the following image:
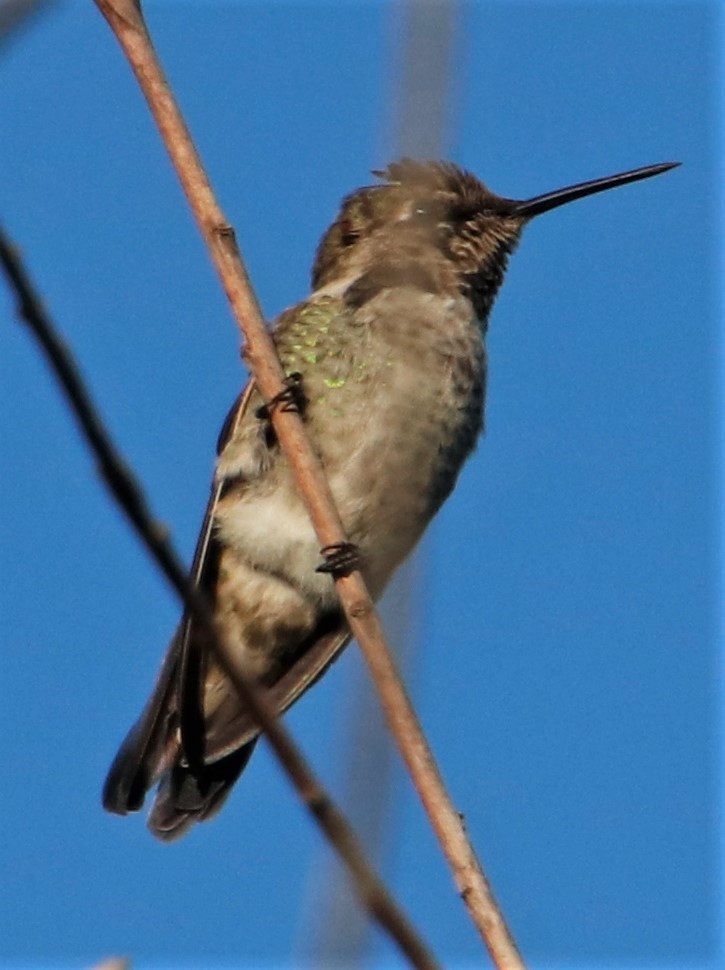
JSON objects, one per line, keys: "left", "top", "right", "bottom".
{"left": 312, "top": 159, "right": 526, "bottom": 319}
{"left": 312, "top": 158, "right": 679, "bottom": 320}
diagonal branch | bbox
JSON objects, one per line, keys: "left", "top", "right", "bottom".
{"left": 0, "top": 226, "right": 439, "bottom": 970}
{"left": 92, "top": 1, "right": 525, "bottom": 966}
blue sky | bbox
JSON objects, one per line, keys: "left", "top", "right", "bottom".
{"left": 0, "top": 1, "right": 719, "bottom": 967}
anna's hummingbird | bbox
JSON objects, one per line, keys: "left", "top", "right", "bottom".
{"left": 103, "top": 158, "right": 677, "bottom": 840}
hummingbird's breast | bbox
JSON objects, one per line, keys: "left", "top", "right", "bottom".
{"left": 214, "top": 285, "right": 485, "bottom": 606}
{"left": 294, "top": 285, "right": 485, "bottom": 594}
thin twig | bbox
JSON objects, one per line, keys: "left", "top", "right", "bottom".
{"left": 91, "top": 1, "right": 525, "bottom": 966}
{"left": 0, "top": 227, "right": 440, "bottom": 970}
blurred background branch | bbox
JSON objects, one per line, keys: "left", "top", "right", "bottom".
{"left": 0, "top": 0, "right": 52, "bottom": 47}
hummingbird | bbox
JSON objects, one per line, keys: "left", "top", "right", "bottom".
{"left": 103, "top": 157, "right": 678, "bottom": 840}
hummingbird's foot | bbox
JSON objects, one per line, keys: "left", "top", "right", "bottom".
{"left": 316, "top": 542, "right": 362, "bottom": 578}
{"left": 255, "top": 372, "right": 306, "bottom": 420}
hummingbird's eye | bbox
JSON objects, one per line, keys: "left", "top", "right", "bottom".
{"left": 338, "top": 218, "right": 361, "bottom": 247}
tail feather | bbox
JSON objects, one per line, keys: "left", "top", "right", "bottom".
{"left": 147, "top": 741, "right": 257, "bottom": 842}
{"left": 102, "top": 643, "right": 181, "bottom": 816}
{"left": 102, "top": 719, "right": 172, "bottom": 815}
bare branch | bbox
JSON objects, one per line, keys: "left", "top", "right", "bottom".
{"left": 90, "top": 2, "right": 525, "bottom": 966}
{"left": 0, "top": 227, "right": 440, "bottom": 970}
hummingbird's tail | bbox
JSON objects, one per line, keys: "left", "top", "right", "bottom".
{"left": 102, "top": 633, "right": 259, "bottom": 840}
{"left": 103, "top": 691, "right": 258, "bottom": 842}
{"left": 102, "top": 636, "right": 181, "bottom": 818}
{"left": 146, "top": 740, "right": 258, "bottom": 842}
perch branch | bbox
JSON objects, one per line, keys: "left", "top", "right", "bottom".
{"left": 90, "top": 2, "right": 525, "bottom": 966}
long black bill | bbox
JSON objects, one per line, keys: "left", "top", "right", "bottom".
{"left": 513, "top": 162, "right": 680, "bottom": 219}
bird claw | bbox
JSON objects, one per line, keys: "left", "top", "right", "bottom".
{"left": 316, "top": 542, "right": 361, "bottom": 577}
{"left": 255, "top": 372, "right": 306, "bottom": 420}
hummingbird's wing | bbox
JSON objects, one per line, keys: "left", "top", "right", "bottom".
{"left": 103, "top": 379, "right": 352, "bottom": 833}
{"left": 101, "top": 385, "right": 255, "bottom": 816}
{"left": 199, "top": 616, "right": 351, "bottom": 761}
{"left": 176, "top": 378, "right": 352, "bottom": 763}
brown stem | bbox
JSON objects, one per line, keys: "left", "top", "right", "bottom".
{"left": 0, "top": 225, "right": 439, "bottom": 970}
{"left": 91, "top": 2, "right": 525, "bottom": 967}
